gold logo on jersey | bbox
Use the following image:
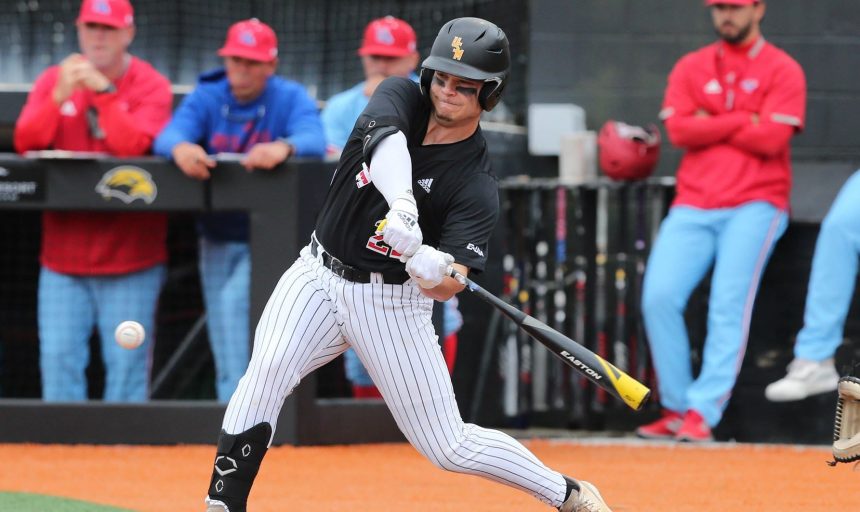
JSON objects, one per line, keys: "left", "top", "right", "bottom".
{"left": 451, "top": 36, "right": 464, "bottom": 61}
{"left": 95, "top": 166, "right": 157, "bottom": 204}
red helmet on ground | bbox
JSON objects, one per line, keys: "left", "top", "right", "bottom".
{"left": 598, "top": 120, "right": 661, "bottom": 181}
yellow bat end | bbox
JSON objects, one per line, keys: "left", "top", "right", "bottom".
{"left": 597, "top": 359, "right": 651, "bottom": 410}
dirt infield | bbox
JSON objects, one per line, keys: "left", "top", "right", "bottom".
{"left": 0, "top": 439, "right": 854, "bottom": 511}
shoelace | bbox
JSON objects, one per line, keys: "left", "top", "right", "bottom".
{"left": 574, "top": 490, "right": 604, "bottom": 512}
{"left": 576, "top": 497, "right": 602, "bottom": 512}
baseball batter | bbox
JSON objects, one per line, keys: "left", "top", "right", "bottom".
{"left": 203, "top": 18, "right": 612, "bottom": 512}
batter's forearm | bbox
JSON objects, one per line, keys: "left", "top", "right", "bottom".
{"left": 420, "top": 277, "right": 465, "bottom": 302}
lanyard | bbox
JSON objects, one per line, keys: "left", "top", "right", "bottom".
{"left": 714, "top": 37, "right": 765, "bottom": 111}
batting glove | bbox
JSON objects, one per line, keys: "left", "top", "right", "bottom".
{"left": 405, "top": 245, "right": 454, "bottom": 289}
{"left": 382, "top": 193, "right": 422, "bottom": 262}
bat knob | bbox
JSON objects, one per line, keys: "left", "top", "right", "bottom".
{"left": 449, "top": 267, "right": 466, "bottom": 285}
{"left": 375, "top": 219, "right": 388, "bottom": 235}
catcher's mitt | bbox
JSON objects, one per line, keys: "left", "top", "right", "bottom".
{"left": 829, "top": 376, "right": 860, "bottom": 466}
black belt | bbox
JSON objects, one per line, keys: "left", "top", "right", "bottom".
{"left": 310, "top": 238, "right": 410, "bottom": 284}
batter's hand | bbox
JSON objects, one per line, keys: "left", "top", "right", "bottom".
{"left": 382, "top": 193, "right": 422, "bottom": 262}
{"left": 172, "top": 142, "right": 216, "bottom": 180}
{"left": 405, "top": 245, "right": 454, "bottom": 289}
{"left": 241, "top": 140, "right": 294, "bottom": 171}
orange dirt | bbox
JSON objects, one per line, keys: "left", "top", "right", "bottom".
{"left": 0, "top": 440, "right": 854, "bottom": 511}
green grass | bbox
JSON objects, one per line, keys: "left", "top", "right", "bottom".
{"left": 0, "top": 492, "right": 137, "bottom": 512}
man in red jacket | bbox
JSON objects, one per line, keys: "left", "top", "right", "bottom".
{"left": 14, "top": 0, "right": 172, "bottom": 402}
{"left": 635, "top": 0, "right": 806, "bottom": 441}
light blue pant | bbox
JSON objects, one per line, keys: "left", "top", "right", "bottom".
{"left": 38, "top": 265, "right": 166, "bottom": 402}
{"left": 641, "top": 202, "right": 787, "bottom": 426}
{"left": 199, "top": 238, "right": 251, "bottom": 402}
{"left": 344, "top": 296, "right": 463, "bottom": 387}
{"left": 795, "top": 170, "right": 860, "bottom": 361}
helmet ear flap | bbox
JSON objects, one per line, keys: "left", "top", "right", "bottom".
{"left": 419, "top": 67, "right": 433, "bottom": 100}
{"left": 479, "top": 79, "right": 505, "bottom": 111}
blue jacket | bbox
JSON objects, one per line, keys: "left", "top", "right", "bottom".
{"left": 154, "top": 68, "right": 325, "bottom": 241}
{"left": 321, "top": 72, "right": 419, "bottom": 152}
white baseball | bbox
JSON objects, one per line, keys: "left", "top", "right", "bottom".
{"left": 114, "top": 320, "right": 146, "bottom": 350}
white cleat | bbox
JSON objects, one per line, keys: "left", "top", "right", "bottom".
{"left": 765, "top": 358, "right": 840, "bottom": 402}
{"left": 559, "top": 479, "right": 612, "bottom": 512}
{"left": 204, "top": 497, "right": 230, "bottom": 512}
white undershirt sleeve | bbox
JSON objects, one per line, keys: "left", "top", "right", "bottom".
{"left": 369, "top": 130, "right": 414, "bottom": 206}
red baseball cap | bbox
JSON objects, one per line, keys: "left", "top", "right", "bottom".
{"left": 705, "top": 0, "right": 759, "bottom": 5}
{"left": 77, "top": 0, "right": 134, "bottom": 28}
{"left": 218, "top": 18, "right": 278, "bottom": 63}
{"left": 358, "top": 16, "right": 417, "bottom": 57}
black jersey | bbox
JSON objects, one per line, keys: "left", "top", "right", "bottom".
{"left": 315, "top": 77, "right": 499, "bottom": 275}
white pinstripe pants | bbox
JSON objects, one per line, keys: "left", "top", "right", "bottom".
{"left": 222, "top": 244, "right": 567, "bottom": 507}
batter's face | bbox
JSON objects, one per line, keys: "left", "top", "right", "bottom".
{"left": 77, "top": 22, "right": 134, "bottom": 70}
{"left": 710, "top": 2, "right": 765, "bottom": 45}
{"left": 225, "top": 56, "right": 277, "bottom": 103}
{"left": 429, "top": 71, "right": 483, "bottom": 125}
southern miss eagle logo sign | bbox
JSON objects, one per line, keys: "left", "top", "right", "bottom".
{"left": 95, "top": 166, "right": 158, "bottom": 204}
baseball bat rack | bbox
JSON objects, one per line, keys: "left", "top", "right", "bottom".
{"left": 478, "top": 176, "right": 675, "bottom": 429}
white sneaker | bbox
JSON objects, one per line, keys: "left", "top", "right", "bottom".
{"left": 559, "top": 479, "right": 612, "bottom": 512}
{"left": 765, "top": 358, "right": 839, "bottom": 402}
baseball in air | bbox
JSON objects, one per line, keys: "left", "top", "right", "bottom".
{"left": 114, "top": 320, "right": 146, "bottom": 350}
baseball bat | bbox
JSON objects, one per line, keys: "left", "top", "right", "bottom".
{"left": 450, "top": 269, "right": 651, "bottom": 411}
{"left": 612, "top": 185, "right": 629, "bottom": 376}
{"left": 633, "top": 182, "right": 650, "bottom": 385}
{"left": 550, "top": 185, "right": 568, "bottom": 410}
{"left": 592, "top": 184, "right": 610, "bottom": 411}
{"left": 531, "top": 189, "right": 550, "bottom": 412}
{"left": 569, "top": 185, "right": 589, "bottom": 425}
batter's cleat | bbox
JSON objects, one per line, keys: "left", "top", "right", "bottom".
{"left": 635, "top": 409, "right": 683, "bottom": 440}
{"left": 675, "top": 409, "right": 713, "bottom": 443}
{"left": 559, "top": 478, "right": 612, "bottom": 512}
{"left": 764, "top": 358, "right": 840, "bottom": 402}
{"left": 204, "top": 497, "right": 229, "bottom": 511}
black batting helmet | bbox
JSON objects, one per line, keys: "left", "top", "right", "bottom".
{"left": 420, "top": 17, "right": 510, "bottom": 111}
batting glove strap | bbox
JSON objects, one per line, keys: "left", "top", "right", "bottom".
{"left": 383, "top": 194, "right": 422, "bottom": 262}
{"left": 831, "top": 376, "right": 860, "bottom": 465}
{"left": 405, "top": 245, "right": 454, "bottom": 289}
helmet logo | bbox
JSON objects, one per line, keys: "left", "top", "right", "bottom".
{"left": 451, "top": 36, "right": 464, "bottom": 61}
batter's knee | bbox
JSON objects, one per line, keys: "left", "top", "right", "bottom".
{"left": 423, "top": 423, "right": 479, "bottom": 474}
